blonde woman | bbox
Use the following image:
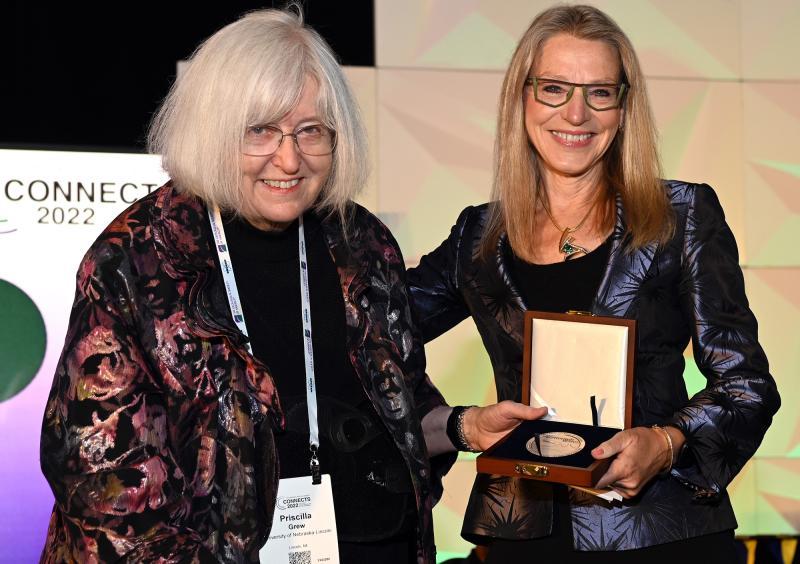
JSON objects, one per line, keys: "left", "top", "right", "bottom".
{"left": 409, "top": 5, "right": 779, "bottom": 562}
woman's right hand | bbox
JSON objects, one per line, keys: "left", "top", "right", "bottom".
{"left": 462, "top": 401, "right": 548, "bottom": 451}
{"left": 592, "top": 425, "right": 683, "bottom": 498}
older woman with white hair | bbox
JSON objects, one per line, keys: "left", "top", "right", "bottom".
{"left": 38, "top": 7, "right": 546, "bottom": 563}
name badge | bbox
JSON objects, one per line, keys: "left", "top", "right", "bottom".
{"left": 259, "top": 474, "right": 340, "bottom": 564}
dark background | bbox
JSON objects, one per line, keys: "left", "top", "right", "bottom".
{"left": 1, "top": 1, "right": 374, "bottom": 152}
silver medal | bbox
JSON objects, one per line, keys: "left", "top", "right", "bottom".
{"left": 526, "top": 432, "right": 586, "bottom": 457}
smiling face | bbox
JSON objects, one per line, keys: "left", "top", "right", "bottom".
{"left": 240, "top": 77, "right": 332, "bottom": 231}
{"left": 525, "top": 33, "right": 624, "bottom": 185}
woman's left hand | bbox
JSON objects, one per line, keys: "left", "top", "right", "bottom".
{"left": 462, "top": 401, "right": 548, "bottom": 451}
{"left": 592, "top": 426, "right": 683, "bottom": 498}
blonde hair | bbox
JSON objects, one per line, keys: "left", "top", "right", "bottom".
{"left": 148, "top": 6, "right": 367, "bottom": 226}
{"left": 483, "top": 4, "right": 673, "bottom": 257}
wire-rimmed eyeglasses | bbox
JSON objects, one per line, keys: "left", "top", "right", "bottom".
{"left": 242, "top": 123, "right": 336, "bottom": 156}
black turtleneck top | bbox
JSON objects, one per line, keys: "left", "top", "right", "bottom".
{"left": 217, "top": 211, "right": 414, "bottom": 548}
{"left": 222, "top": 212, "right": 363, "bottom": 417}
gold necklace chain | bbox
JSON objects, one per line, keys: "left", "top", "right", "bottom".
{"left": 540, "top": 197, "right": 596, "bottom": 260}
{"left": 540, "top": 197, "right": 596, "bottom": 233}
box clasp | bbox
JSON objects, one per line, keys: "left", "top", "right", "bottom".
{"left": 515, "top": 463, "right": 549, "bottom": 477}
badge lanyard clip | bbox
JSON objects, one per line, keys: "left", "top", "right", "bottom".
{"left": 310, "top": 445, "right": 322, "bottom": 485}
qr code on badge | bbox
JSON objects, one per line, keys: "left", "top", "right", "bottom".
{"left": 288, "top": 550, "right": 311, "bottom": 564}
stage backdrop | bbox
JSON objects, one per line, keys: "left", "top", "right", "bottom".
{"left": 0, "top": 150, "right": 170, "bottom": 562}
{"left": 1, "top": 1, "right": 799, "bottom": 562}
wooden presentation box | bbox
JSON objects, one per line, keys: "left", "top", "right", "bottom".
{"left": 477, "top": 311, "right": 636, "bottom": 487}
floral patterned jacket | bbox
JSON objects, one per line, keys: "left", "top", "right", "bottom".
{"left": 40, "top": 183, "right": 452, "bottom": 563}
{"left": 407, "top": 181, "right": 780, "bottom": 550}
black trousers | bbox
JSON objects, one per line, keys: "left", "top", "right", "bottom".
{"left": 339, "top": 535, "right": 416, "bottom": 564}
{"left": 337, "top": 507, "right": 417, "bottom": 564}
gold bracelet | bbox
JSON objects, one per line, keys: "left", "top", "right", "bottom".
{"left": 651, "top": 424, "right": 674, "bottom": 474}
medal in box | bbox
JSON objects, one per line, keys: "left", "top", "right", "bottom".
{"left": 477, "top": 311, "right": 636, "bottom": 487}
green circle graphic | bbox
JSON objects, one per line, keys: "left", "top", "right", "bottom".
{"left": 0, "top": 279, "right": 47, "bottom": 402}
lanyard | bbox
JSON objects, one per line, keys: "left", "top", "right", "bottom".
{"left": 208, "top": 205, "right": 322, "bottom": 484}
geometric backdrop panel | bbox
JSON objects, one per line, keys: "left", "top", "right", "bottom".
{"left": 741, "top": 0, "right": 800, "bottom": 80}
{"left": 754, "top": 458, "right": 800, "bottom": 535}
{"left": 743, "top": 269, "right": 800, "bottom": 459}
{"left": 343, "top": 67, "right": 379, "bottom": 211}
{"left": 743, "top": 83, "right": 800, "bottom": 266}
{"left": 375, "top": 68, "right": 503, "bottom": 262}
{"left": 376, "top": 0, "right": 742, "bottom": 79}
{"left": 649, "top": 78, "right": 745, "bottom": 257}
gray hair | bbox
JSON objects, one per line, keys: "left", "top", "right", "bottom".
{"left": 148, "top": 7, "right": 368, "bottom": 225}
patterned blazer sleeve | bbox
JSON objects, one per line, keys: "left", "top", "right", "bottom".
{"left": 407, "top": 206, "right": 473, "bottom": 343}
{"left": 669, "top": 184, "right": 780, "bottom": 497}
{"left": 378, "top": 218, "right": 458, "bottom": 498}
{"left": 40, "top": 239, "right": 213, "bottom": 563}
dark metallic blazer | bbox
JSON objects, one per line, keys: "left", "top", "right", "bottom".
{"left": 407, "top": 181, "right": 780, "bottom": 550}
{"left": 40, "top": 184, "right": 452, "bottom": 563}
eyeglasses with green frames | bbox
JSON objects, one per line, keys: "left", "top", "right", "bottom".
{"left": 525, "top": 77, "right": 627, "bottom": 111}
